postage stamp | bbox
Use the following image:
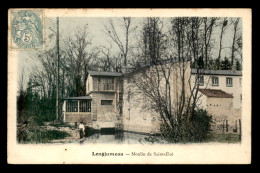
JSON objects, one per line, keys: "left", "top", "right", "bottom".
{"left": 10, "top": 9, "right": 43, "bottom": 50}
{"left": 7, "top": 9, "right": 252, "bottom": 164}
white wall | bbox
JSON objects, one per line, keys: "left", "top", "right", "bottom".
{"left": 122, "top": 61, "right": 191, "bottom": 134}
{"left": 191, "top": 74, "right": 242, "bottom": 109}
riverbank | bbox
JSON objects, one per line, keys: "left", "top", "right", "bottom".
{"left": 18, "top": 120, "right": 241, "bottom": 144}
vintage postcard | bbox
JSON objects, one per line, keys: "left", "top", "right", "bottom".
{"left": 7, "top": 8, "right": 252, "bottom": 164}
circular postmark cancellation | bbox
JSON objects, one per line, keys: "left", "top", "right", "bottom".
{"left": 10, "top": 10, "right": 43, "bottom": 50}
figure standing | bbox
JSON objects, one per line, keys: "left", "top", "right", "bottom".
{"left": 79, "top": 121, "right": 85, "bottom": 139}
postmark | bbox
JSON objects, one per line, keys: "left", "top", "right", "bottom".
{"left": 10, "top": 9, "right": 43, "bottom": 50}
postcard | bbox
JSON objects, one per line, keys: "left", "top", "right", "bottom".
{"left": 7, "top": 8, "right": 251, "bottom": 164}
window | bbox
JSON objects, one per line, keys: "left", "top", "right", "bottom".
{"left": 101, "top": 100, "right": 113, "bottom": 105}
{"left": 79, "top": 100, "right": 91, "bottom": 112}
{"left": 240, "top": 94, "right": 242, "bottom": 102}
{"left": 226, "top": 77, "right": 233, "bottom": 87}
{"left": 66, "top": 100, "right": 91, "bottom": 112}
{"left": 66, "top": 100, "right": 78, "bottom": 112}
{"left": 199, "top": 76, "right": 204, "bottom": 86}
{"left": 98, "top": 77, "right": 114, "bottom": 91}
{"left": 212, "top": 77, "right": 219, "bottom": 86}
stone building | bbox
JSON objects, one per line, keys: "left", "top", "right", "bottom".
{"left": 122, "top": 59, "right": 191, "bottom": 134}
{"left": 61, "top": 60, "right": 242, "bottom": 134}
{"left": 62, "top": 71, "right": 123, "bottom": 129}
{"left": 190, "top": 69, "right": 242, "bottom": 114}
{"left": 190, "top": 69, "right": 242, "bottom": 132}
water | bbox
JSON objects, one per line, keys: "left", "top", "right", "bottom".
{"left": 68, "top": 131, "right": 168, "bottom": 144}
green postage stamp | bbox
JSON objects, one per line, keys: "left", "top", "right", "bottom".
{"left": 10, "top": 9, "right": 43, "bottom": 50}
{"left": 7, "top": 8, "right": 252, "bottom": 164}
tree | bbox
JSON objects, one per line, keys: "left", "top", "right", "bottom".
{"left": 202, "top": 17, "right": 218, "bottom": 69}
{"left": 231, "top": 18, "right": 241, "bottom": 66}
{"left": 220, "top": 57, "right": 231, "bottom": 70}
{"left": 187, "top": 17, "right": 203, "bottom": 67}
{"left": 104, "top": 18, "right": 136, "bottom": 69}
{"left": 142, "top": 17, "right": 167, "bottom": 64}
{"left": 130, "top": 17, "right": 212, "bottom": 142}
{"left": 63, "top": 25, "right": 97, "bottom": 96}
{"left": 236, "top": 59, "right": 242, "bottom": 71}
{"left": 217, "top": 17, "right": 228, "bottom": 68}
{"left": 17, "top": 67, "right": 27, "bottom": 124}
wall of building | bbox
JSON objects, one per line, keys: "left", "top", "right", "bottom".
{"left": 196, "top": 92, "right": 207, "bottom": 110}
{"left": 206, "top": 97, "right": 233, "bottom": 119}
{"left": 122, "top": 61, "right": 191, "bottom": 134}
{"left": 86, "top": 74, "right": 93, "bottom": 93}
{"left": 122, "top": 85, "right": 161, "bottom": 134}
{"left": 64, "top": 113, "right": 92, "bottom": 125}
{"left": 90, "top": 92, "right": 118, "bottom": 124}
{"left": 206, "top": 97, "right": 241, "bottom": 133}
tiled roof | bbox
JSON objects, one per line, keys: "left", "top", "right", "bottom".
{"left": 62, "top": 96, "right": 92, "bottom": 100}
{"left": 191, "top": 68, "right": 242, "bottom": 76}
{"left": 198, "top": 89, "right": 233, "bottom": 98}
{"left": 88, "top": 71, "right": 123, "bottom": 77}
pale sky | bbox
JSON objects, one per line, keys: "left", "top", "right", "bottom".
{"left": 18, "top": 17, "right": 242, "bottom": 87}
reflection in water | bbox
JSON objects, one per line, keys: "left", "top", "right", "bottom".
{"left": 82, "top": 131, "right": 155, "bottom": 144}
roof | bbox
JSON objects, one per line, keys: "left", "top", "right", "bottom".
{"left": 198, "top": 89, "right": 233, "bottom": 98}
{"left": 62, "top": 96, "right": 92, "bottom": 100}
{"left": 191, "top": 69, "right": 242, "bottom": 76}
{"left": 88, "top": 71, "right": 123, "bottom": 77}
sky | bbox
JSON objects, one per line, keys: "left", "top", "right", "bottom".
{"left": 18, "top": 17, "right": 242, "bottom": 87}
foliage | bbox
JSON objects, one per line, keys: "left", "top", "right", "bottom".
{"left": 160, "top": 109, "right": 212, "bottom": 143}
{"left": 144, "top": 135, "right": 159, "bottom": 143}
{"left": 236, "top": 60, "right": 242, "bottom": 71}
{"left": 18, "top": 128, "right": 70, "bottom": 144}
{"left": 28, "top": 116, "right": 44, "bottom": 127}
{"left": 41, "top": 130, "right": 70, "bottom": 140}
{"left": 204, "top": 133, "right": 240, "bottom": 143}
{"left": 192, "top": 57, "right": 242, "bottom": 71}
{"left": 17, "top": 89, "right": 27, "bottom": 124}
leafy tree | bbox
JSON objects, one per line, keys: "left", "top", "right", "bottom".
{"left": 236, "top": 60, "right": 242, "bottom": 71}
{"left": 220, "top": 57, "right": 231, "bottom": 70}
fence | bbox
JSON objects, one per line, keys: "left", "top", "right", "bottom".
{"left": 211, "top": 117, "right": 241, "bottom": 137}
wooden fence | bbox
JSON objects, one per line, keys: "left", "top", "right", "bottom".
{"left": 211, "top": 118, "right": 241, "bottom": 138}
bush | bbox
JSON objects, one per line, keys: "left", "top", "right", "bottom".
{"left": 160, "top": 109, "right": 212, "bottom": 143}
{"left": 28, "top": 116, "right": 44, "bottom": 127}
{"left": 24, "top": 129, "right": 70, "bottom": 144}
{"left": 41, "top": 130, "right": 70, "bottom": 140}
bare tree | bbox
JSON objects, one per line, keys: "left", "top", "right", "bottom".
{"left": 142, "top": 17, "right": 166, "bottom": 64}
{"left": 217, "top": 17, "right": 228, "bottom": 67}
{"left": 104, "top": 18, "right": 136, "bottom": 69}
{"left": 186, "top": 17, "right": 203, "bottom": 65}
{"left": 128, "top": 17, "right": 211, "bottom": 142}
{"left": 230, "top": 18, "right": 241, "bottom": 66}
{"left": 202, "top": 17, "right": 218, "bottom": 69}
{"left": 63, "top": 25, "right": 96, "bottom": 96}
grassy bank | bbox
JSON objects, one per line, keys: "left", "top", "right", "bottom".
{"left": 20, "top": 129, "right": 70, "bottom": 144}
{"left": 204, "top": 133, "right": 241, "bottom": 143}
